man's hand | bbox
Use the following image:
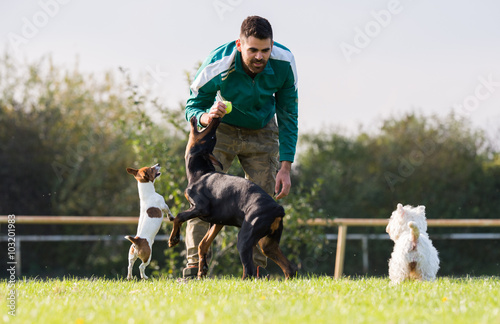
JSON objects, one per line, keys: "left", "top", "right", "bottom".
{"left": 275, "top": 161, "right": 292, "bottom": 199}
{"left": 200, "top": 101, "right": 230, "bottom": 127}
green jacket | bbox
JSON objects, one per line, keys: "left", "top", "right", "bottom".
{"left": 185, "top": 41, "right": 298, "bottom": 162}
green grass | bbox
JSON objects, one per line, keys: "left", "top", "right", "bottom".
{"left": 1, "top": 276, "right": 499, "bottom": 323}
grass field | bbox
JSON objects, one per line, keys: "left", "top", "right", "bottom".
{"left": 1, "top": 276, "right": 499, "bottom": 323}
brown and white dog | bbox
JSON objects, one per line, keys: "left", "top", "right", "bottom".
{"left": 125, "top": 163, "right": 174, "bottom": 280}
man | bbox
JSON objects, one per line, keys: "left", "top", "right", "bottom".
{"left": 183, "top": 15, "right": 298, "bottom": 278}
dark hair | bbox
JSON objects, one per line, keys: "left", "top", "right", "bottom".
{"left": 240, "top": 16, "right": 273, "bottom": 40}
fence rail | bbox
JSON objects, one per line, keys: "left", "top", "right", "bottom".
{"left": 0, "top": 216, "right": 143, "bottom": 225}
{"left": 326, "top": 218, "right": 500, "bottom": 279}
{"left": 2, "top": 216, "right": 500, "bottom": 278}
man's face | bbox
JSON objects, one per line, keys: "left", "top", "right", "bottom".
{"left": 236, "top": 36, "right": 273, "bottom": 76}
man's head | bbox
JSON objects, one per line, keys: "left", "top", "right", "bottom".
{"left": 236, "top": 16, "right": 273, "bottom": 77}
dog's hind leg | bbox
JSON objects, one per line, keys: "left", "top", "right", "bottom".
{"left": 127, "top": 244, "right": 138, "bottom": 280}
{"left": 258, "top": 219, "right": 298, "bottom": 279}
{"left": 139, "top": 255, "right": 152, "bottom": 280}
{"left": 258, "top": 236, "right": 297, "bottom": 279}
{"left": 237, "top": 222, "right": 258, "bottom": 279}
{"left": 126, "top": 236, "right": 152, "bottom": 279}
{"left": 198, "top": 224, "right": 224, "bottom": 278}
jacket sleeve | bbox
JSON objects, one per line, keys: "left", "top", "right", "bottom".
{"left": 185, "top": 68, "right": 219, "bottom": 127}
{"left": 275, "top": 64, "right": 299, "bottom": 163}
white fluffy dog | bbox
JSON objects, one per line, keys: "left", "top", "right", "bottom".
{"left": 386, "top": 203, "right": 440, "bottom": 284}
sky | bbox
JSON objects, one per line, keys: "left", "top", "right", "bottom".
{"left": 1, "top": 0, "right": 500, "bottom": 138}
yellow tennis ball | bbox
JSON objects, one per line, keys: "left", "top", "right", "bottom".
{"left": 223, "top": 101, "right": 232, "bottom": 114}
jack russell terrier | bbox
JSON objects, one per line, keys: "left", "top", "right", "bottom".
{"left": 125, "top": 163, "right": 174, "bottom": 280}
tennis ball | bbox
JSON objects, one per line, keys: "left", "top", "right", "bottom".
{"left": 223, "top": 101, "right": 232, "bottom": 114}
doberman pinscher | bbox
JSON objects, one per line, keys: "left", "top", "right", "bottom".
{"left": 168, "top": 117, "right": 297, "bottom": 280}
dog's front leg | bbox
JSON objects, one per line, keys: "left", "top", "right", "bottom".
{"left": 162, "top": 202, "right": 175, "bottom": 221}
{"left": 168, "top": 207, "right": 209, "bottom": 247}
{"left": 168, "top": 217, "right": 183, "bottom": 247}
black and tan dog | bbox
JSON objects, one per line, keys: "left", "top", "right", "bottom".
{"left": 168, "top": 117, "right": 297, "bottom": 280}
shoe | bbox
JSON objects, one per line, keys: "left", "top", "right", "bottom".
{"left": 182, "top": 266, "right": 199, "bottom": 279}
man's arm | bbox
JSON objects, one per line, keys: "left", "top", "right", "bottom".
{"left": 275, "top": 64, "right": 298, "bottom": 163}
{"left": 274, "top": 64, "right": 298, "bottom": 199}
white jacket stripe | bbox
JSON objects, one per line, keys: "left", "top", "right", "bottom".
{"left": 271, "top": 46, "right": 298, "bottom": 90}
{"left": 190, "top": 49, "right": 237, "bottom": 97}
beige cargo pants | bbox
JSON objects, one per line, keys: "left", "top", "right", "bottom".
{"left": 184, "top": 118, "right": 280, "bottom": 269}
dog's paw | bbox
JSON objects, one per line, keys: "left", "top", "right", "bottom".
{"left": 168, "top": 237, "right": 180, "bottom": 247}
{"left": 197, "top": 271, "right": 207, "bottom": 280}
{"left": 198, "top": 264, "right": 209, "bottom": 278}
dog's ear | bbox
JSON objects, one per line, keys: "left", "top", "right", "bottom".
{"left": 127, "top": 168, "right": 138, "bottom": 176}
{"left": 208, "top": 153, "right": 223, "bottom": 170}
{"left": 418, "top": 205, "right": 426, "bottom": 213}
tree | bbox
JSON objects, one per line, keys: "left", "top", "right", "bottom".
{"left": 0, "top": 53, "right": 189, "bottom": 277}
{"left": 294, "top": 112, "right": 500, "bottom": 275}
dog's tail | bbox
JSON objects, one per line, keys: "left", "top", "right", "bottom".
{"left": 408, "top": 221, "right": 419, "bottom": 251}
{"left": 125, "top": 235, "right": 138, "bottom": 244}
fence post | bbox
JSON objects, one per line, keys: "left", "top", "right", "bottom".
{"left": 334, "top": 224, "right": 347, "bottom": 279}
{"left": 361, "top": 236, "right": 369, "bottom": 273}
